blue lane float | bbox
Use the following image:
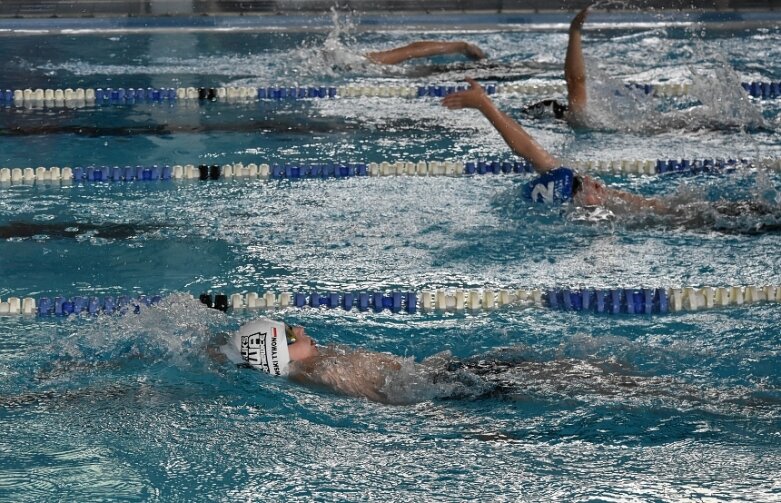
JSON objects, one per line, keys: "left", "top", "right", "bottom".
{"left": 742, "top": 81, "right": 781, "bottom": 99}
{"left": 547, "top": 288, "right": 669, "bottom": 314}
{"left": 2, "top": 156, "right": 771, "bottom": 186}
{"left": 6, "top": 80, "right": 781, "bottom": 107}
{"left": 35, "top": 295, "right": 162, "bottom": 316}
{"left": 1, "top": 285, "right": 775, "bottom": 317}
{"left": 200, "top": 291, "right": 418, "bottom": 315}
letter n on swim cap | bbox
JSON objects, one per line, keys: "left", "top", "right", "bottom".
{"left": 523, "top": 167, "right": 575, "bottom": 204}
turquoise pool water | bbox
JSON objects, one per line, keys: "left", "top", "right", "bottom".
{"left": 0, "top": 12, "right": 780, "bottom": 501}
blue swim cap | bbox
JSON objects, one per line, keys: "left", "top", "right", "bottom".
{"left": 523, "top": 167, "right": 576, "bottom": 204}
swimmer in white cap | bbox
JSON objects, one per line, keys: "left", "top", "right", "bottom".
{"left": 222, "top": 317, "right": 535, "bottom": 404}
{"left": 221, "top": 318, "right": 407, "bottom": 403}
{"left": 219, "top": 318, "right": 761, "bottom": 406}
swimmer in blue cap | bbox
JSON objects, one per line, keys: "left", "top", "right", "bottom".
{"left": 442, "top": 77, "right": 667, "bottom": 213}
{"left": 366, "top": 41, "right": 486, "bottom": 65}
{"left": 442, "top": 78, "right": 781, "bottom": 230}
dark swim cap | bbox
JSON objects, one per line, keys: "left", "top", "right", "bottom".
{"left": 520, "top": 99, "right": 569, "bottom": 120}
{"left": 523, "top": 167, "right": 576, "bottom": 204}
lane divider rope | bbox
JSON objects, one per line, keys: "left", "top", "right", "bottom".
{"left": 2, "top": 80, "right": 779, "bottom": 107}
{"left": 1, "top": 285, "right": 779, "bottom": 317}
{"left": 0, "top": 158, "right": 777, "bottom": 185}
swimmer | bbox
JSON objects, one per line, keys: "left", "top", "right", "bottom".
{"left": 443, "top": 78, "right": 781, "bottom": 229}
{"left": 216, "top": 317, "right": 574, "bottom": 404}
{"left": 443, "top": 77, "right": 667, "bottom": 214}
{"left": 365, "top": 40, "right": 486, "bottom": 65}
{"left": 0, "top": 221, "right": 163, "bottom": 240}
{"left": 518, "top": 6, "right": 589, "bottom": 123}
{"left": 516, "top": 6, "right": 761, "bottom": 132}
{"left": 215, "top": 318, "right": 770, "bottom": 410}
{"left": 217, "top": 318, "right": 409, "bottom": 403}
{"left": 218, "top": 317, "right": 559, "bottom": 404}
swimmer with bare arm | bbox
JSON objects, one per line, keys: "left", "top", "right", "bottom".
{"left": 366, "top": 41, "right": 486, "bottom": 65}
{"left": 220, "top": 318, "right": 545, "bottom": 403}
{"left": 442, "top": 78, "right": 781, "bottom": 228}
{"left": 219, "top": 318, "right": 409, "bottom": 403}
{"left": 564, "top": 6, "right": 589, "bottom": 119}
{"left": 217, "top": 318, "right": 759, "bottom": 406}
{"left": 520, "top": 6, "right": 589, "bottom": 122}
{"left": 442, "top": 77, "right": 668, "bottom": 214}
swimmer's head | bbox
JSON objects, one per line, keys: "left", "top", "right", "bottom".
{"left": 230, "top": 318, "right": 318, "bottom": 376}
{"left": 520, "top": 100, "right": 568, "bottom": 120}
{"left": 572, "top": 175, "right": 607, "bottom": 207}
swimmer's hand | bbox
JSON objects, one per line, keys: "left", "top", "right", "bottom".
{"left": 441, "top": 77, "right": 490, "bottom": 110}
{"left": 462, "top": 43, "right": 486, "bottom": 60}
{"left": 570, "top": 6, "right": 590, "bottom": 32}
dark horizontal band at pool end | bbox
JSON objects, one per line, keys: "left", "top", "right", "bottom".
{"left": 0, "top": 3, "right": 778, "bottom": 23}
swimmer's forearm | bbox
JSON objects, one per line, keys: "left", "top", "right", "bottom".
{"left": 565, "top": 10, "right": 588, "bottom": 114}
{"left": 366, "top": 41, "right": 468, "bottom": 65}
{"left": 475, "top": 98, "right": 558, "bottom": 172}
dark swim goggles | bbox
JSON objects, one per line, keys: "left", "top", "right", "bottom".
{"left": 572, "top": 175, "right": 583, "bottom": 196}
{"left": 284, "top": 324, "right": 297, "bottom": 345}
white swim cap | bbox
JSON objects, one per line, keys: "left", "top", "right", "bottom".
{"left": 228, "top": 318, "right": 291, "bottom": 376}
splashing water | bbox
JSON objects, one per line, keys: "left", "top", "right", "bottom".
{"left": 42, "top": 294, "right": 226, "bottom": 378}
{"left": 683, "top": 58, "right": 765, "bottom": 131}
{"left": 597, "top": 172, "right": 781, "bottom": 234}
{"left": 376, "top": 342, "right": 781, "bottom": 418}
{"left": 579, "top": 58, "right": 663, "bottom": 132}
{"left": 577, "top": 9, "right": 765, "bottom": 134}
{"left": 581, "top": 60, "right": 764, "bottom": 133}
{"left": 282, "top": 8, "right": 380, "bottom": 79}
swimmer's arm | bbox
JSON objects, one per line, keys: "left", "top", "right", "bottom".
{"left": 205, "top": 332, "right": 234, "bottom": 365}
{"left": 206, "top": 345, "right": 228, "bottom": 364}
{"left": 366, "top": 41, "right": 485, "bottom": 65}
{"left": 442, "top": 78, "right": 558, "bottom": 173}
{"left": 565, "top": 7, "right": 589, "bottom": 116}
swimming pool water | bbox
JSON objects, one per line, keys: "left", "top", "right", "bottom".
{"left": 0, "top": 11, "right": 780, "bottom": 501}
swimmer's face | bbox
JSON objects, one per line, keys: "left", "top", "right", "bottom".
{"left": 286, "top": 326, "right": 319, "bottom": 361}
{"left": 573, "top": 175, "right": 606, "bottom": 206}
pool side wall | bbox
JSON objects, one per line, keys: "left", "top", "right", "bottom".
{"left": 0, "top": 0, "right": 779, "bottom": 18}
